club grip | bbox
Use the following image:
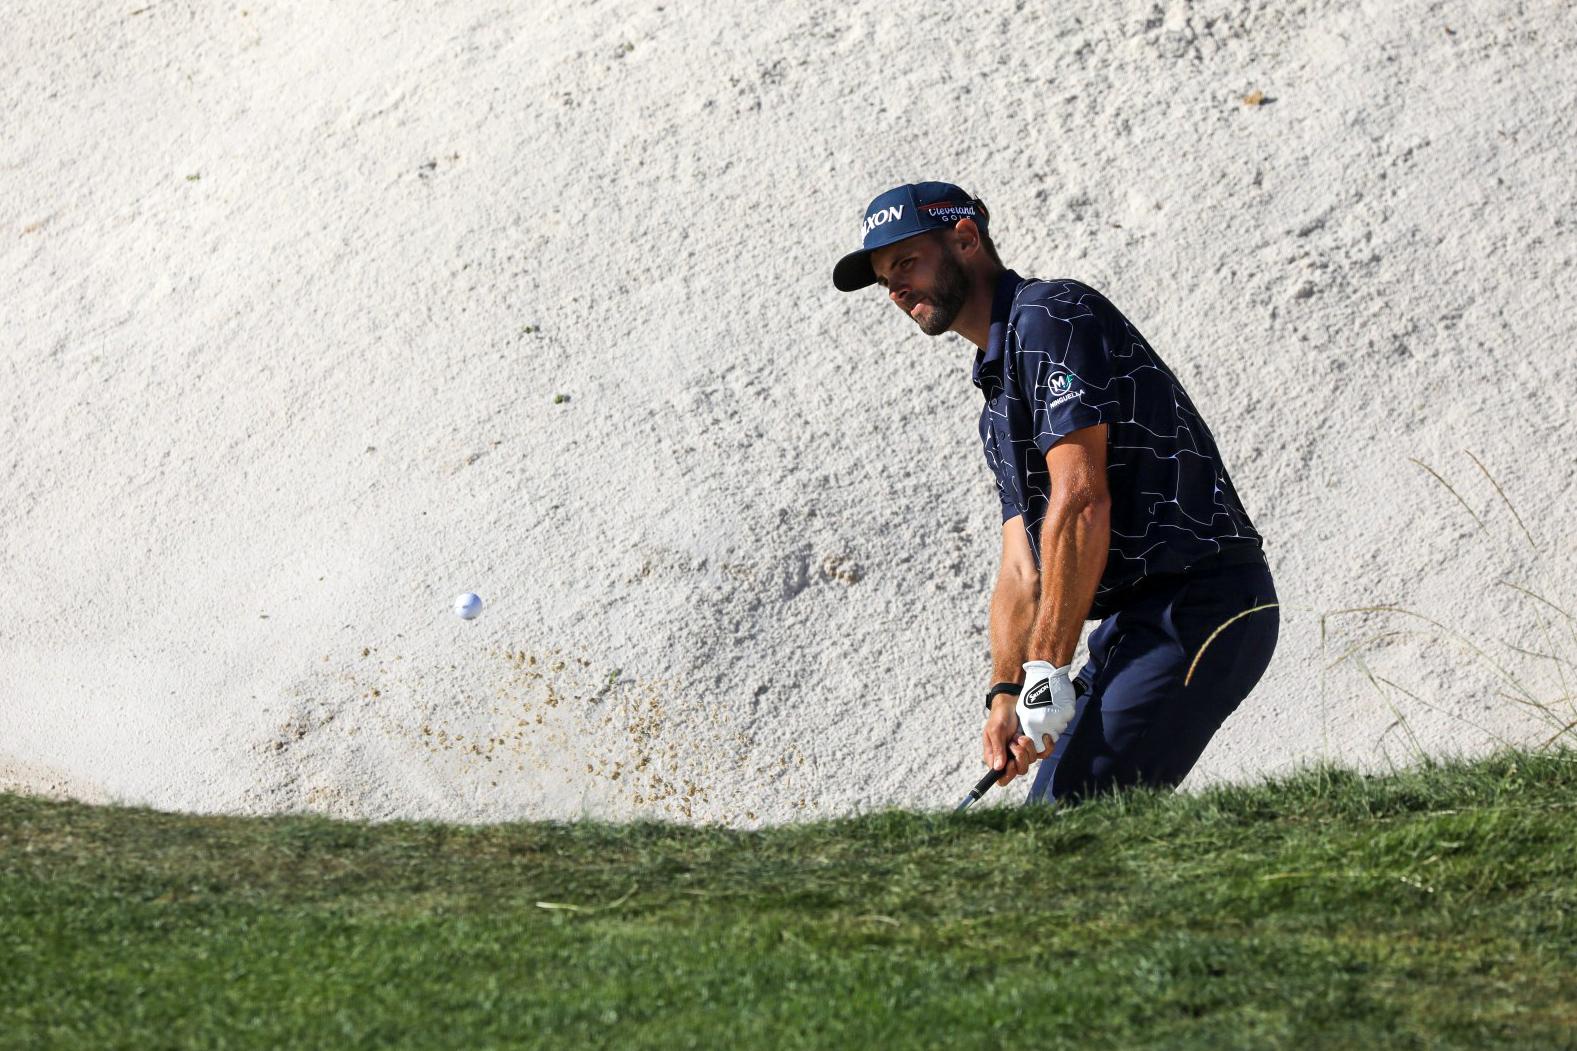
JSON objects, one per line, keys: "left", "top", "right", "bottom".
{"left": 954, "top": 766, "right": 1006, "bottom": 811}
{"left": 972, "top": 767, "right": 1005, "bottom": 794}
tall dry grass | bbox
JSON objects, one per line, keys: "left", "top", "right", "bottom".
{"left": 1316, "top": 451, "right": 1575, "bottom": 761}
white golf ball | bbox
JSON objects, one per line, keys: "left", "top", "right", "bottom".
{"left": 454, "top": 592, "right": 483, "bottom": 620}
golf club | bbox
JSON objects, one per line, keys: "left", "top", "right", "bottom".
{"left": 954, "top": 766, "right": 1005, "bottom": 811}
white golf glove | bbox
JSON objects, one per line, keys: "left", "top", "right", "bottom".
{"left": 1016, "top": 660, "right": 1077, "bottom": 752}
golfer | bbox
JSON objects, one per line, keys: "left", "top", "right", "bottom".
{"left": 834, "top": 181, "right": 1280, "bottom": 804}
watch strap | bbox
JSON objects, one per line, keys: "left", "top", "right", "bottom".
{"left": 984, "top": 681, "right": 1022, "bottom": 712}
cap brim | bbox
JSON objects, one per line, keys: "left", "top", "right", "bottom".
{"left": 833, "top": 249, "right": 876, "bottom": 292}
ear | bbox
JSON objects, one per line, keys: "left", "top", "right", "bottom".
{"left": 952, "top": 218, "right": 983, "bottom": 257}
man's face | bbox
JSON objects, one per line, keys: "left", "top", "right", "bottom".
{"left": 870, "top": 230, "right": 969, "bottom": 337}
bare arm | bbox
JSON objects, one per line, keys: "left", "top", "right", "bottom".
{"left": 982, "top": 514, "right": 1042, "bottom": 782}
{"left": 988, "top": 514, "right": 1039, "bottom": 685}
{"left": 1026, "top": 425, "right": 1111, "bottom": 666}
{"left": 981, "top": 425, "right": 1112, "bottom": 784}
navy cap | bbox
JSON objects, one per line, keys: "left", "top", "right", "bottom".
{"left": 832, "top": 181, "right": 988, "bottom": 292}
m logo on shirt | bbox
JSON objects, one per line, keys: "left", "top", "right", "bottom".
{"left": 1046, "top": 371, "right": 1080, "bottom": 408}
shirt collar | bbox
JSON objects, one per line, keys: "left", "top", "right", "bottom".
{"left": 971, "top": 268, "right": 1025, "bottom": 398}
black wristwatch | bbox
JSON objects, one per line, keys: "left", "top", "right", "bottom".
{"left": 984, "top": 681, "right": 1022, "bottom": 712}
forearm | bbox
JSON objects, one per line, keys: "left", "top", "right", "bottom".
{"left": 987, "top": 571, "right": 1039, "bottom": 685}
{"left": 1027, "top": 497, "right": 1111, "bottom": 667}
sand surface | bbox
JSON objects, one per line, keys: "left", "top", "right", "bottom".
{"left": 3, "top": 0, "right": 1574, "bottom": 824}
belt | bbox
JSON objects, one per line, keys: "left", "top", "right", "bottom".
{"left": 1180, "top": 543, "right": 1268, "bottom": 577}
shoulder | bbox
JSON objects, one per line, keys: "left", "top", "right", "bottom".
{"left": 1008, "top": 277, "right": 1117, "bottom": 344}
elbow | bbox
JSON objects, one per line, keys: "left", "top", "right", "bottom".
{"left": 1067, "top": 495, "right": 1111, "bottom": 572}
{"left": 1054, "top": 490, "right": 1111, "bottom": 524}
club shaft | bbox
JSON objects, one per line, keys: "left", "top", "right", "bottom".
{"left": 954, "top": 767, "right": 1005, "bottom": 811}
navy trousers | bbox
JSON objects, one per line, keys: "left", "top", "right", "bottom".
{"left": 1026, "top": 557, "right": 1280, "bottom": 805}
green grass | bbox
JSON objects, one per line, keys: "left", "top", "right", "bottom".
{"left": 3, "top": 752, "right": 1576, "bottom": 1050}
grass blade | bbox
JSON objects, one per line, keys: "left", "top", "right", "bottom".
{"left": 1410, "top": 457, "right": 1485, "bottom": 532}
{"left": 1464, "top": 449, "right": 1539, "bottom": 553}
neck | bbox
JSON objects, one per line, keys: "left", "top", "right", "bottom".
{"left": 951, "top": 263, "right": 1005, "bottom": 350}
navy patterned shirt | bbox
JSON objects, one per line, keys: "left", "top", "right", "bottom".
{"left": 974, "top": 270, "right": 1265, "bottom": 619}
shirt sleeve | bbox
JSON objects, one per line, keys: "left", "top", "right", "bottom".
{"left": 1009, "top": 296, "right": 1123, "bottom": 455}
{"left": 993, "top": 473, "right": 1019, "bottom": 522}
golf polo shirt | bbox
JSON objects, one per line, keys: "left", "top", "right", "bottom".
{"left": 975, "top": 270, "right": 1265, "bottom": 620}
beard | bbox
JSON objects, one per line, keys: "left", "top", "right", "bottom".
{"left": 910, "top": 244, "right": 969, "bottom": 336}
